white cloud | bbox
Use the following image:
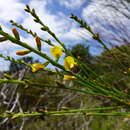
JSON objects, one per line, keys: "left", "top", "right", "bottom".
{"left": 0, "top": 0, "right": 86, "bottom": 46}
{"left": 82, "top": 0, "right": 130, "bottom": 24}
{"left": 0, "top": 0, "right": 24, "bottom": 58}
{"left": 0, "top": 0, "right": 25, "bottom": 22}
{"left": 22, "top": 0, "right": 86, "bottom": 41}
{"left": 62, "top": 26, "right": 90, "bottom": 41}
{"left": 82, "top": 0, "right": 130, "bottom": 45}
{"left": 59, "top": 0, "right": 85, "bottom": 9}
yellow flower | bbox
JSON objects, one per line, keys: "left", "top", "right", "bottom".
{"left": 31, "top": 62, "right": 49, "bottom": 72}
{"left": 50, "top": 46, "right": 62, "bottom": 58}
{"left": 64, "top": 56, "right": 77, "bottom": 71}
{"left": 16, "top": 50, "right": 31, "bottom": 56}
{"left": 63, "top": 75, "right": 76, "bottom": 80}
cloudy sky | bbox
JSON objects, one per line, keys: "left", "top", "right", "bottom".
{"left": 0, "top": 0, "right": 130, "bottom": 71}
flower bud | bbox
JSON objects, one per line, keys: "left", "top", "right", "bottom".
{"left": 16, "top": 50, "right": 31, "bottom": 56}
{"left": 12, "top": 28, "right": 20, "bottom": 40}
{"left": 0, "top": 37, "right": 7, "bottom": 42}
{"left": 35, "top": 36, "right": 41, "bottom": 51}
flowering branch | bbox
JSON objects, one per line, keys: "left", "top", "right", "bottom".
{"left": 10, "top": 20, "right": 54, "bottom": 46}
{"left": 24, "top": 5, "right": 70, "bottom": 55}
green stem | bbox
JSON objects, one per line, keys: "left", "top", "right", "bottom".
{"left": 0, "top": 106, "right": 123, "bottom": 119}
{"left": 0, "top": 78, "right": 96, "bottom": 96}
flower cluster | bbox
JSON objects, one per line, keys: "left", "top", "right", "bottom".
{"left": 13, "top": 26, "right": 77, "bottom": 80}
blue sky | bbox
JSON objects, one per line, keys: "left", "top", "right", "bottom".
{"left": 0, "top": 0, "right": 130, "bottom": 71}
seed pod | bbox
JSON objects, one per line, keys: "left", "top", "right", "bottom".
{"left": 16, "top": 50, "right": 31, "bottom": 56}
{"left": 35, "top": 36, "right": 41, "bottom": 51}
{"left": 12, "top": 28, "right": 20, "bottom": 40}
{"left": 0, "top": 37, "right": 7, "bottom": 42}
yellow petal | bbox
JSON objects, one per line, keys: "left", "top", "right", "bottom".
{"left": 64, "top": 56, "right": 77, "bottom": 71}
{"left": 63, "top": 75, "right": 76, "bottom": 80}
{"left": 31, "top": 62, "right": 49, "bottom": 72}
{"left": 50, "top": 46, "right": 62, "bottom": 58}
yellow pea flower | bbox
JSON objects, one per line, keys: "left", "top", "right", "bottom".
{"left": 64, "top": 56, "right": 77, "bottom": 71}
{"left": 16, "top": 50, "right": 31, "bottom": 56}
{"left": 31, "top": 62, "right": 49, "bottom": 72}
{"left": 63, "top": 75, "right": 76, "bottom": 80}
{"left": 50, "top": 46, "right": 62, "bottom": 58}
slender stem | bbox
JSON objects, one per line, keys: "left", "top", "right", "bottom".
{"left": 0, "top": 78, "right": 96, "bottom": 96}
{"left": 0, "top": 106, "right": 123, "bottom": 119}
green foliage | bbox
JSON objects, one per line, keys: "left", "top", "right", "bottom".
{"left": 94, "top": 45, "right": 130, "bottom": 92}
{"left": 69, "top": 44, "right": 92, "bottom": 64}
